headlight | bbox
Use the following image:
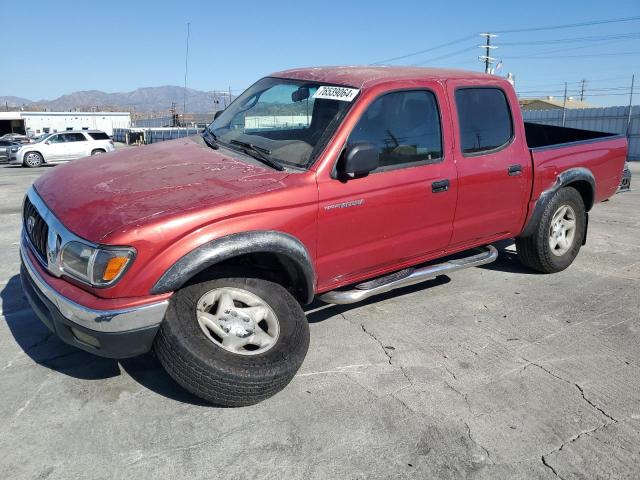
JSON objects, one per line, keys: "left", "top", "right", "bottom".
{"left": 60, "top": 241, "right": 135, "bottom": 286}
{"left": 10, "top": 147, "right": 19, "bottom": 153}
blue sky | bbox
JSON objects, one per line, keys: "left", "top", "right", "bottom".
{"left": 0, "top": 0, "right": 638, "bottom": 106}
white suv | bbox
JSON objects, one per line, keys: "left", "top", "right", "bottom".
{"left": 9, "top": 130, "right": 115, "bottom": 167}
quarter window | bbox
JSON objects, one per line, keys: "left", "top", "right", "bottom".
{"left": 455, "top": 88, "right": 513, "bottom": 155}
{"left": 348, "top": 90, "right": 442, "bottom": 171}
{"left": 88, "top": 131, "right": 110, "bottom": 140}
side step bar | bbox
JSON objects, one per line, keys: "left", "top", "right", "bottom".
{"left": 319, "top": 245, "right": 498, "bottom": 305}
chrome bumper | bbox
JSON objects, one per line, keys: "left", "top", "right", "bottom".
{"left": 20, "top": 239, "right": 168, "bottom": 334}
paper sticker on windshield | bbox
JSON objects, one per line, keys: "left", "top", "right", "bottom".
{"left": 313, "top": 86, "right": 360, "bottom": 102}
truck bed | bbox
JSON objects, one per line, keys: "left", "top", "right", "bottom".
{"left": 524, "top": 122, "right": 627, "bottom": 207}
{"left": 524, "top": 122, "right": 620, "bottom": 150}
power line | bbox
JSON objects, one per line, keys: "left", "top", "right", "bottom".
{"left": 493, "top": 15, "right": 640, "bottom": 34}
{"left": 503, "top": 51, "right": 640, "bottom": 60}
{"left": 410, "top": 45, "right": 478, "bottom": 66}
{"left": 368, "top": 15, "right": 640, "bottom": 66}
{"left": 371, "top": 35, "right": 476, "bottom": 64}
{"left": 500, "top": 32, "right": 640, "bottom": 46}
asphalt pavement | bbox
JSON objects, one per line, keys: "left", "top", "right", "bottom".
{"left": 0, "top": 162, "right": 638, "bottom": 480}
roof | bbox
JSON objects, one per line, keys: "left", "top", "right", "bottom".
{"left": 271, "top": 66, "right": 495, "bottom": 89}
{"left": 519, "top": 98, "right": 596, "bottom": 110}
{"left": 0, "top": 111, "right": 130, "bottom": 120}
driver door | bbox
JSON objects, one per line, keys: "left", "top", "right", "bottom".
{"left": 315, "top": 86, "right": 457, "bottom": 290}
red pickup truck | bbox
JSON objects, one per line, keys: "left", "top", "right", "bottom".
{"left": 20, "top": 67, "right": 627, "bottom": 406}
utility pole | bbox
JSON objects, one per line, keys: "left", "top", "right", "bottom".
{"left": 170, "top": 102, "right": 177, "bottom": 127}
{"left": 627, "top": 74, "right": 635, "bottom": 136}
{"left": 228, "top": 86, "right": 232, "bottom": 108}
{"left": 183, "top": 22, "right": 190, "bottom": 115}
{"left": 479, "top": 33, "right": 498, "bottom": 74}
{"left": 579, "top": 79, "right": 587, "bottom": 101}
{"left": 562, "top": 82, "right": 568, "bottom": 127}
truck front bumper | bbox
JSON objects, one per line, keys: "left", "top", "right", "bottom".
{"left": 20, "top": 244, "right": 169, "bottom": 359}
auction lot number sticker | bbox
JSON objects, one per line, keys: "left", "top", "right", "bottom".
{"left": 313, "top": 86, "right": 360, "bottom": 102}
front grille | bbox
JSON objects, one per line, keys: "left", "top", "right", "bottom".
{"left": 23, "top": 196, "right": 49, "bottom": 262}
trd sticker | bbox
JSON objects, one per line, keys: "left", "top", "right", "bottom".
{"left": 313, "top": 86, "right": 360, "bottom": 102}
{"left": 324, "top": 199, "right": 365, "bottom": 211}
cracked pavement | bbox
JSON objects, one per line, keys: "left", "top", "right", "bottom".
{"left": 1, "top": 163, "right": 639, "bottom": 479}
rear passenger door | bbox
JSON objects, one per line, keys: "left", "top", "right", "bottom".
{"left": 63, "top": 133, "right": 89, "bottom": 159}
{"left": 447, "top": 84, "right": 530, "bottom": 248}
{"left": 44, "top": 134, "right": 68, "bottom": 161}
{"left": 316, "top": 86, "right": 457, "bottom": 289}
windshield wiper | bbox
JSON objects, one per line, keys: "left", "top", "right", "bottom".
{"left": 229, "top": 139, "right": 284, "bottom": 171}
{"left": 202, "top": 126, "right": 219, "bottom": 149}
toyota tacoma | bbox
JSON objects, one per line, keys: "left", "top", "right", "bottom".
{"left": 19, "top": 67, "right": 627, "bottom": 406}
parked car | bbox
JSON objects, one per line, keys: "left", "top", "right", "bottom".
{"left": 0, "top": 133, "right": 32, "bottom": 144}
{"left": 0, "top": 139, "right": 20, "bottom": 163}
{"left": 9, "top": 130, "right": 114, "bottom": 167}
{"left": 19, "top": 67, "right": 627, "bottom": 406}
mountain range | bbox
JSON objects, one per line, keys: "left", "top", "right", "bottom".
{"left": 0, "top": 86, "right": 233, "bottom": 114}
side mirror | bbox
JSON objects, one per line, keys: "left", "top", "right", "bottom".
{"left": 44, "top": 141, "right": 50, "bottom": 145}
{"left": 342, "top": 143, "right": 379, "bottom": 177}
{"left": 214, "top": 110, "right": 224, "bottom": 120}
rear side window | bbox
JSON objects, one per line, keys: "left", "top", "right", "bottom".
{"left": 455, "top": 88, "right": 512, "bottom": 155}
{"left": 348, "top": 90, "right": 442, "bottom": 171}
{"left": 89, "top": 131, "right": 110, "bottom": 140}
{"left": 64, "top": 133, "right": 86, "bottom": 142}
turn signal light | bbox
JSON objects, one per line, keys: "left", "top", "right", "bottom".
{"left": 102, "top": 256, "right": 129, "bottom": 282}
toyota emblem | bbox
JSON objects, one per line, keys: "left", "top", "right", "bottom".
{"left": 26, "top": 216, "right": 35, "bottom": 235}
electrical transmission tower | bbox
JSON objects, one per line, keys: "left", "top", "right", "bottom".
{"left": 479, "top": 33, "right": 498, "bottom": 73}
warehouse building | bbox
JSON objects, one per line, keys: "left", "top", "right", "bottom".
{"left": 519, "top": 97, "right": 595, "bottom": 110}
{"left": 0, "top": 111, "right": 131, "bottom": 137}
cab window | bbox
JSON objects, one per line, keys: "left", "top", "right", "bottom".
{"left": 455, "top": 88, "right": 513, "bottom": 155}
{"left": 348, "top": 90, "right": 442, "bottom": 172}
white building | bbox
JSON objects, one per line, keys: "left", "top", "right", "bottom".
{"left": 0, "top": 111, "right": 131, "bottom": 137}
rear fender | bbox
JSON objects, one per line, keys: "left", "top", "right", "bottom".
{"left": 520, "top": 167, "right": 595, "bottom": 238}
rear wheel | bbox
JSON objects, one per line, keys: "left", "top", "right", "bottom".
{"left": 23, "top": 151, "right": 43, "bottom": 168}
{"left": 154, "top": 275, "right": 310, "bottom": 406}
{"left": 516, "top": 186, "right": 586, "bottom": 273}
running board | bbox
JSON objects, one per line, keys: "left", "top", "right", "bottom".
{"left": 319, "top": 245, "right": 498, "bottom": 305}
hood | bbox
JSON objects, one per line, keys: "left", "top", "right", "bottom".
{"left": 34, "top": 136, "right": 289, "bottom": 241}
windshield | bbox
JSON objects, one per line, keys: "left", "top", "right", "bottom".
{"left": 208, "top": 77, "right": 357, "bottom": 168}
{"left": 32, "top": 133, "right": 52, "bottom": 143}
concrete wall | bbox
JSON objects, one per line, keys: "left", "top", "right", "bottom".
{"left": 522, "top": 105, "right": 639, "bottom": 161}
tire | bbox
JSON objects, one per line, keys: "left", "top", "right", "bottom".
{"left": 23, "top": 151, "right": 43, "bottom": 168}
{"left": 154, "top": 275, "right": 310, "bottom": 406}
{"left": 91, "top": 149, "right": 105, "bottom": 156}
{"left": 516, "top": 186, "right": 586, "bottom": 273}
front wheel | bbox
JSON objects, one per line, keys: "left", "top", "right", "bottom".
{"left": 154, "top": 276, "right": 310, "bottom": 406}
{"left": 516, "top": 186, "right": 586, "bottom": 273}
{"left": 91, "top": 149, "right": 105, "bottom": 156}
{"left": 23, "top": 151, "right": 43, "bottom": 168}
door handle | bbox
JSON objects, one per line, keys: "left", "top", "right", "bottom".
{"left": 508, "top": 164, "right": 522, "bottom": 176}
{"left": 431, "top": 179, "right": 450, "bottom": 193}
